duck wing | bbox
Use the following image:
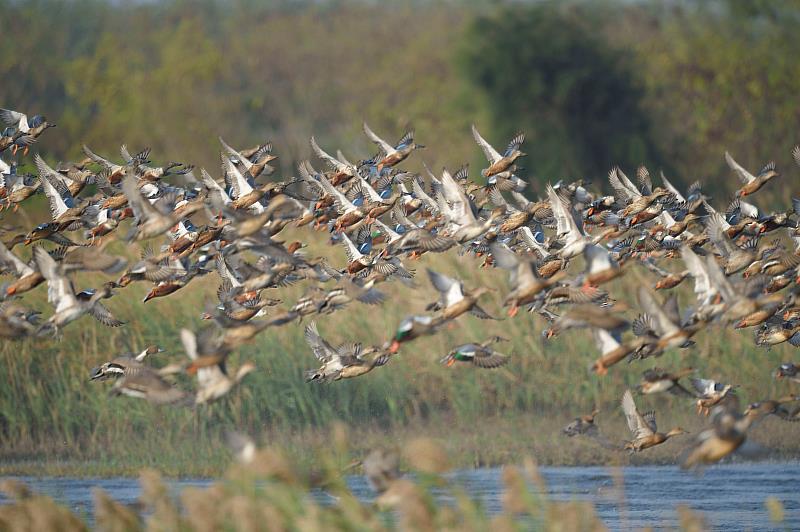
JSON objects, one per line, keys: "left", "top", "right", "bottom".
{"left": 593, "top": 327, "right": 621, "bottom": 356}
{"left": 473, "top": 348, "right": 509, "bottom": 368}
{"left": 637, "top": 287, "right": 680, "bottom": 337}
{"left": 304, "top": 321, "right": 338, "bottom": 362}
{"left": 660, "top": 171, "right": 686, "bottom": 203}
{"left": 82, "top": 144, "right": 121, "bottom": 172}
{"left": 427, "top": 269, "right": 463, "bottom": 307}
{"left": 471, "top": 124, "right": 502, "bottom": 164}
{"left": 35, "top": 154, "right": 74, "bottom": 221}
{"left": 88, "top": 302, "right": 124, "bottom": 327}
{"left": 680, "top": 245, "right": 715, "bottom": 305}
{"left": 219, "top": 136, "right": 253, "bottom": 171}
{"left": 0, "top": 108, "right": 28, "bottom": 131}
{"left": 310, "top": 136, "right": 355, "bottom": 175}
{"left": 363, "top": 122, "right": 395, "bottom": 156}
{"left": 200, "top": 168, "right": 232, "bottom": 207}
{"left": 725, "top": 151, "right": 756, "bottom": 184}
{"left": 622, "top": 389, "right": 655, "bottom": 438}
{"left": 34, "top": 246, "right": 79, "bottom": 314}
{"left": 221, "top": 154, "right": 254, "bottom": 199}
{"left": 547, "top": 184, "right": 583, "bottom": 246}
{"left": 0, "top": 240, "right": 34, "bottom": 277}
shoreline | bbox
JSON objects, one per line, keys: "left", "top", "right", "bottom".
{"left": 3, "top": 414, "right": 798, "bottom": 478}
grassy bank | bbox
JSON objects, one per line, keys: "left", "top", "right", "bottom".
{"left": 1, "top": 222, "right": 799, "bottom": 476}
{"left": 2, "top": 413, "right": 799, "bottom": 478}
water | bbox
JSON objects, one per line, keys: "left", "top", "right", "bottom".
{"left": 3, "top": 463, "right": 799, "bottom": 530}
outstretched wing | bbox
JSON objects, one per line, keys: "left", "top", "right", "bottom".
{"left": 304, "top": 321, "right": 338, "bottom": 362}
{"left": 471, "top": 124, "right": 501, "bottom": 164}
{"left": 725, "top": 151, "right": 755, "bottom": 184}
{"left": 622, "top": 389, "right": 655, "bottom": 439}
{"left": 363, "top": 122, "right": 395, "bottom": 155}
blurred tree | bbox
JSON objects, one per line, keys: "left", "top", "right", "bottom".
{"left": 629, "top": 0, "right": 800, "bottom": 199}
{"left": 458, "top": 2, "right": 662, "bottom": 187}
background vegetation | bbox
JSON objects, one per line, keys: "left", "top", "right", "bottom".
{"left": 1, "top": 0, "right": 800, "bottom": 475}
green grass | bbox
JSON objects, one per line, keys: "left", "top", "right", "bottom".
{"left": 1, "top": 204, "right": 799, "bottom": 476}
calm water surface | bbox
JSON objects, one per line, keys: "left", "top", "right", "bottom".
{"left": 3, "top": 462, "right": 799, "bottom": 530}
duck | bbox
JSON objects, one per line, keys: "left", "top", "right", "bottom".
{"left": 705, "top": 212, "right": 758, "bottom": 275}
{"left": 310, "top": 136, "right": 358, "bottom": 185}
{"left": 562, "top": 409, "right": 599, "bottom": 437}
{"left": 491, "top": 243, "right": 565, "bottom": 317}
{"left": 180, "top": 328, "right": 256, "bottom": 404}
{"left": 121, "top": 173, "right": 203, "bottom": 240}
{"left": 221, "top": 153, "right": 270, "bottom": 212}
{"left": 0, "top": 239, "right": 44, "bottom": 297}
{"left": 470, "top": 124, "right": 525, "bottom": 179}
{"left": 589, "top": 328, "right": 647, "bottom": 375}
{"left": 690, "top": 377, "right": 737, "bottom": 415}
{"left": 0, "top": 302, "right": 40, "bottom": 339}
{"left": 546, "top": 184, "right": 590, "bottom": 259}
{"left": 314, "top": 169, "right": 368, "bottom": 232}
{"left": 436, "top": 167, "right": 501, "bottom": 243}
{"left": 775, "top": 363, "right": 800, "bottom": 384}
{"left": 2, "top": 167, "right": 40, "bottom": 212}
{"left": 33, "top": 247, "right": 123, "bottom": 333}
{"left": 104, "top": 365, "right": 188, "bottom": 405}
{"left": 89, "top": 345, "right": 166, "bottom": 381}
{"left": 544, "top": 303, "right": 628, "bottom": 339}
{"left": 743, "top": 395, "right": 800, "bottom": 421}
{"left": 440, "top": 336, "right": 510, "bottom": 369}
{"left": 425, "top": 268, "right": 494, "bottom": 321}
{"left": 219, "top": 136, "right": 277, "bottom": 181}
{"left": 725, "top": 151, "right": 779, "bottom": 197}
{"left": 637, "top": 367, "right": 693, "bottom": 396}
{"left": 363, "top": 122, "right": 424, "bottom": 171}
{"left": 316, "top": 278, "right": 386, "bottom": 315}
{"left": 621, "top": 389, "right": 688, "bottom": 452}
{"left": 581, "top": 244, "right": 622, "bottom": 287}
{"left": 0, "top": 108, "right": 55, "bottom": 152}
{"left": 682, "top": 402, "right": 754, "bottom": 469}
{"left": 756, "top": 320, "right": 800, "bottom": 347}
{"left": 633, "top": 286, "right": 703, "bottom": 356}
{"left": 303, "top": 321, "right": 390, "bottom": 382}
{"left": 0, "top": 127, "right": 30, "bottom": 154}
{"left": 388, "top": 314, "right": 444, "bottom": 353}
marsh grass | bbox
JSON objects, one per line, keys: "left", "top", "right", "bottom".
{"left": 1, "top": 206, "right": 799, "bottom": 476}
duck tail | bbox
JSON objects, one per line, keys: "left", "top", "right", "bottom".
{"left": 304, "top": 369, "right": 323, "bottom": 382}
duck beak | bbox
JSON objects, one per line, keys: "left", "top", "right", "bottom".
{"left": 389, "top": 340, "right": 401, "bottom": 354}
{"left": 89, "top": 366, "right": 104, "bottom": 380}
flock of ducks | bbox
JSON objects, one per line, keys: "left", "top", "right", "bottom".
{"left": 1, "top": 105, "right": 799, "bottom": 468}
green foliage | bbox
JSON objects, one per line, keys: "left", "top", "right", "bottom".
{"left": 458, "top": 2, "right": 662, "bottom": 184}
